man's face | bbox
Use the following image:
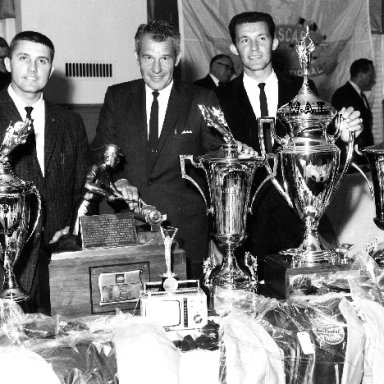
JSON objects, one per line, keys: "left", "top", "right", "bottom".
{"left": 361, "top": 65, "right": 376, "bottom": 91}
{"left": 211, "top": 56, "right": 234, "bottom": 83}
{"left": 136, "top": 35, "right": 180, "bottom": 91}
{"left": 0, "top": 47, "right": 9, "bottom": 73}
{"left": 230, "top": 21, "right": 278, "bottom": 77}
{"left": 5, "top": 40, "right": 54, "bottom": 99}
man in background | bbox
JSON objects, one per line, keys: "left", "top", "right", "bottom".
{"left": 0, "top": 37, "right": 11, "bottom": 89}
{"left": 332, "top": 58, "right": 375, "bottom": 165}
{"left": 194, "top": 53, "right": 234, "bottom": 89}
{"left": 0, "top": 31, "right": 89, "bottom": 313}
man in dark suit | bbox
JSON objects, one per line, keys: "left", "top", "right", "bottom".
{"left": 91, "top": 21, "right": 256, "bottom": 279}
{"left": 332, "top": 58, "right": 375, "bottom": 165}
{"left": 216, "top": 12, "right": 363, "bottom": 277}
{"left": 194, "top": 54, "right": 234, "bottom": 90}
{"left": 0, "top": 31, "right": 89, "bottom": 313}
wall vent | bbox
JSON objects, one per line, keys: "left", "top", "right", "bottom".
{"left": 65, "top": 62, "right": 113, "bottom": 78}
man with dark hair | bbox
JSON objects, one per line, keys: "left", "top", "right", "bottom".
{"left": 332, "top": 58, "right": 375, "bottom": 164}
{"left": 216, "top": 11, "right": 363, "bottom": 278}
{"left": 91, "top": 21, "right": 254, "bottom": 279}
{"left": 0, "top": 31, "right": 89, "bottom": 313}
{"left": 194, "top": 54, "right": 234, "bottom": 89}
{"left": 0, "top": 36, "right": 11, "bottom": 89}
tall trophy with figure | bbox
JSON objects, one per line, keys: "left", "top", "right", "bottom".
{"left": 180, "top": 107, "right": 265, "bottom": 300}
{"left": 258, "top": 27, "right": 355, "bottom": 266}
{"left": 0, "top": 119, "right": 41, "bottom": 302}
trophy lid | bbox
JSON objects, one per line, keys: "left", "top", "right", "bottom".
{"left": 277, "top": 27, "right": 337, "bottom": 135}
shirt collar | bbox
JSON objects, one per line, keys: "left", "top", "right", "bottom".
{"left": 243, "top": 69, "right": 277, "bottom": 88}
{"left": 349, "top": 80, "right": 362, "bottom": 95}
{"left": 145, "top": 80, "right": 173, "bottom": 101}
{"left": 7, "top": 84, "right": 44, "bottom": 118}
{"left": 209, "top": 73, "right": 220, "bottom": 86}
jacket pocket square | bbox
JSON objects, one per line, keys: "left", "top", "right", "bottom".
{"left": 180, "top": 130, "right": 192, "bottom": 134}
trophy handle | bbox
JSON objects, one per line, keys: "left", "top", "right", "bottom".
{"left": 25, "top": 185, "right": 42, "bottom": 243}
{"left": 324, "top": 113, "right": 343, "bottom": 143}
{"left": 179, "top": 155, "right": 211, "bottom": 213}
{"left": 256, "top": 118, "right": 294, "bottom": 210}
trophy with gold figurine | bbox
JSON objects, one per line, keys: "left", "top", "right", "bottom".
{"left": 0, "top": 119, "right": 41, "bottom": 302}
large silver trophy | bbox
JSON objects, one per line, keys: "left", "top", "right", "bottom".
{"left": 0, "top": 120, "right": 41, "bottom": 301}
{"left": 180, "top": 107, "right": 265, "bottom": 291}
{"left": 259, "top": 28, "right": 355, "bottom": 266}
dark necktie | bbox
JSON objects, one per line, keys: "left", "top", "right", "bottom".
{"left": 147, "top": 91, "right": 159, "bottom": 174}
{"left": 25, "top": 106, "right": 34, "bottom": 125}
{"left": 25, "top": 106, "right": 35, "bottom": 147}
{"left": 258, "top": 83, "right": 272, "bottom": 152}
{"left": 149, "top": 91, "right": 159, "bottom": 149}
{"left": 361, "top": 92, "right": 370, "bottom": 111}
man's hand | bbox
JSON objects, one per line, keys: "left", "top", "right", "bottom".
{"left": 49, "top": 226, "right": 70, "bottom": 244}
{"left": 115, "top": 179, "right": 139, "bottom": 210}
{"left": 337, "top": 106, "right": 363, "bottom": 143}
{"left": 235, "top": 140, "right": 259, "bottom": 157}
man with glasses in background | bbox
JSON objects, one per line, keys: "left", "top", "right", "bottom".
{"left": 194, "top": 53, "right": 234, "bottom": 89}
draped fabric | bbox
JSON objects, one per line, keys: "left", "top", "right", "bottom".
{"left": 0, "top": 0, "right": 14, "bottom": 19}
{"left": 178, "top": 0, "right": 372, "bottom": 102}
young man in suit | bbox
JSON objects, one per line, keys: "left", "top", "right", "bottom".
{"left": 0, "top": 31, "right": 89, "bottom": 313}
{"left": 332, "top": 58, "right": 375, "bottom": 165}
{"left": 91, "top": 21, "right": 256, "bottom": 279}
{"left": 194, "top": 54, "right": 234, "bottom": 90}
{"left": 216, "top": 12, "right": 364, "bottom": 278}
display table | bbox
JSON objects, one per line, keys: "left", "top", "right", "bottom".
{"left": 49, "top": 244, "right": 186, "bottom": 317}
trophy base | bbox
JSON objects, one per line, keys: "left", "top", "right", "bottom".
{"left": 280, "top": 248, "right": 340, "bottom": 267}
{"left": 264, "top": 253, "right": 356, "bottom": 299}
{"left": 0, "top": 287, "right": 28, "bottom": 302}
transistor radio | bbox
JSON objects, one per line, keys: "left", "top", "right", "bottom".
{"left": 140, "top": 280, "right": 208, "bottom": 331}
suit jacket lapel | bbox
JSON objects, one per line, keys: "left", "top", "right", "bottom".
{"left": 44, "top": 101, "right": 59, "bottom": 173}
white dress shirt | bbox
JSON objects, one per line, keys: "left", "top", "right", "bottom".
{"left": 7, "top": 85, "right": 45, "bottom": 176}
{"left": 243, "top": 70, "right": 279, "bottom": 118}
{"left": 145, "top": 81, "right": 172, "bottom": 138}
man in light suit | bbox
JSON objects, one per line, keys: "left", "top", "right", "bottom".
{"left": 194, "top": 54, "right": 234, "bottom": 90}
{"left": 91, "top": 21, "right": 228, "bottom": 279}
{"left": 0, "top": 31, "right": 89, "bottom": 313}
{"left": 332, "top": 58, "right": 375, "bottom": 165}
{"left": 216, "top": 12, "right": 363, "bottom": 278}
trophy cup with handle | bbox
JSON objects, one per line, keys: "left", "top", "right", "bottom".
{"left": 180, "top": 107, "right": 265, "bottom": 292}
{"left": 258, "top": 27, "right": 355, "bottom": 266}
{"left": 0, "top": 120, "right": 41, "bottom": 302}
{"left": 362, "top": 144, "right": 384, "bottom": 264}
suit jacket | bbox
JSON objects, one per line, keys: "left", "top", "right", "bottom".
{"left": 332, "top": 82, "right": 374, "bottom": 158}
{"left": 194, "top": 74, "right": 217, "bottom": 90}
{"left": 0, "top": 88, "right": 89, "bottom": 298}
{"left": 216, "top": 72, "right": 329, "bottom": 260}
{"left": 91, "top": 79, "right": 223, "bottom": 226}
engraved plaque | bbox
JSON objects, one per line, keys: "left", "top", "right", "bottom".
{"left": 80, "top": 212, "right": 137, "bottom": 249}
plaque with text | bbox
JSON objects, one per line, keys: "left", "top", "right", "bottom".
{"left": 80, "top": 212, "right": 137, "bottom": 249}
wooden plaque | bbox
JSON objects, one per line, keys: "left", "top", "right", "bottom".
{"left": 80, "top": 212, "right": 137, "bottom": 249}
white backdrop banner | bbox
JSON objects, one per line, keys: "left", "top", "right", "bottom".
{"left": 178, "top": 0, "right": 372, "bottom": 101}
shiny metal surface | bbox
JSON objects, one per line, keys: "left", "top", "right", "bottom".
{"left": 180, "top": 141, "right": 265, "bottom": 290}
{"left": 258, "top": 28, "right": 354, "bottom": 266}
{"left": 0, "top": 121, "right": 41, "bottom": 302}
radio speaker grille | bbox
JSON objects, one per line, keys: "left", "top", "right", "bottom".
{"left": 65, "top": 62, "right": 113, "bottom": 78}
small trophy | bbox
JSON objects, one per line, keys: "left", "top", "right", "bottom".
{"left": 160, "top": 226, "right": 178, "bottom": 291}
{"left": 0, "top": 120, "right": 41, "bottom": 302}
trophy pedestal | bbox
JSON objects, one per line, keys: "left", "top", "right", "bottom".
{"left": 49, "top": 244, "right": 187, "bottom": 317}
{"left": 264, "top": 254, "right": 357, "bottom": 299}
